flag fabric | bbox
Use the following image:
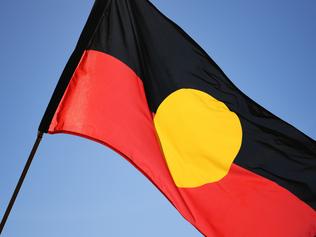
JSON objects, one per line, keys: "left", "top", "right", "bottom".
{"left": 39, "top": 0, "right": 316, "bottom": 236}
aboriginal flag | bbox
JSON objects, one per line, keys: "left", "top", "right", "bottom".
{"left": 39, "top": 1, "right": 316, "bottom": 236}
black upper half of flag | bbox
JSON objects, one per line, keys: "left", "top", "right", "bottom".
{"left": 39, "top": 0, "right": 316, "bottom": 209}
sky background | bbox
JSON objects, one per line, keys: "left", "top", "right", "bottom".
{"left": 0, "top": 1, "right": 315, "bottom": 236}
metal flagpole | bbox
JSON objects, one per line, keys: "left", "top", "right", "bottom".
{"left": 0, "top": 131, "right": 43, "bottom": 235}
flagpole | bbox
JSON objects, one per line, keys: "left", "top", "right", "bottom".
{"left": 0, "top": 131, "right": 43, "bottom": 235}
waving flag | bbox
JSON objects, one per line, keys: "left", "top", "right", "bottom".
{"left": 39, "top": 1, "right": 316, "bottom": 236}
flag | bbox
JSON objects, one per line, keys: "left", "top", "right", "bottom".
{"left": 39, "top": 0, "right": 316, "bottom": 236}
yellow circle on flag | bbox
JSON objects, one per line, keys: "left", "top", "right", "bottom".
{"left": 154, "top": 89, "right": 243, "bottom": 188}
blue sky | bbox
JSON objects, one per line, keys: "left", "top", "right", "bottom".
{"left": 0, "top": 1, "right": 315, "bottom": 236}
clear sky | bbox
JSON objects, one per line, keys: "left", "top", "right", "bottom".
{"left": 0, "top": 1, "right": 315, "bottom": 236}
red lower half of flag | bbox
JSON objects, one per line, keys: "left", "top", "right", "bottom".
{"left": 48, "top": 50, "right": 316, "bottom": 237}
{"left": 179, "top": 165, "right": 316, "bottom": 237}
